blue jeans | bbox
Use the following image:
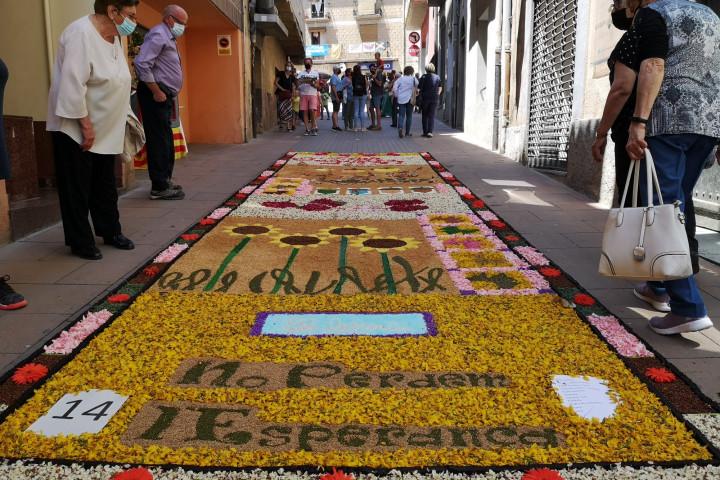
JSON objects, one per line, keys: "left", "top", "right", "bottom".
{"left": 354, "top": 95, "right": 367, "bottom": 128}
{"left": 397, "top": 102, "right": 413, "bottom": 134}
{"left": 642, "top": 134, "right": 718, "bottom": 317}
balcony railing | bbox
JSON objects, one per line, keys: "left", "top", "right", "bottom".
{"left": 307, "top": 0, "right": 331, "bottom": 21}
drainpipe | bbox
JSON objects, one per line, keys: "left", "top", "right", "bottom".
{"left": 43, "top": 0, "right": 54, "bottom": 79}
{"left": 500, "top": 0, "right": 512, "bottom": 153}
{"left": 491, "top": 0, "right": 503, "bottom": 151}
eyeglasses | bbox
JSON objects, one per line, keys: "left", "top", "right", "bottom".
{"left": 171, "top": 15, "right": 187, "bottom": 26}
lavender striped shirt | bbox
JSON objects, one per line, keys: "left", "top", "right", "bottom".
{"left": 134, "top": 23, "right": 183, "bottom": 94}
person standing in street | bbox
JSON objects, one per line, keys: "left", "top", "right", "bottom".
{"left": 393, "top": 66, "right": 418, "bottom": 138}
{"left": 419, "top": 63, "right": 442, "bottom": 138}
{"left": 275, "top": 60, "right": 296, "bottom": 131}
{"left": 342, "top": 68, "right": 355, "bottom": 131}
{"left": 352, "top": 64, "right": 368, "bottom": 132}
{"left": 626, "top": 0, "right": 720, "bottom": 335}
{"left": 135, "top": 4, "right": 188, "bottom": 201}
{"left": 47, "top": 0, "right": 138, "bottom": 260}
{"left": 0, "top": 57, "right": 28, "bottom": 309}
{"left": 297, "top": 57, "right": 320, "bottom": 136}
{"left": 592, "top": 0, "right": 641, "bottom": 207}
{"left": 368, "top": 64, "right": 385, "bottom": 131}
{"left": 329, "top": 66, "right": 343, "bottom": 132}
{"left": 388, "top": 70, "right": 399, "bottom": 128}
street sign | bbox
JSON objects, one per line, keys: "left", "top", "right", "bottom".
{"left": 408, "top": 32, "right": 420, "bottom": 44}
{"left": 217, "top": 35, "right": 231, "bottom": 56}
{"left": 408, "top": 44, "right": 420, "bottom": 57}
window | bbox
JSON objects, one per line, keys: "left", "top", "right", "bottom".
{"left": 311, "top": 0, "right": 325, "bottom": 18}
{"left": 311, "top": 31, "right": 322, "bottom": 45}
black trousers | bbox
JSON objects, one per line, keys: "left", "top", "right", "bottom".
{"left": 421, "top": 101, "right": 437, "bottom": 135}
{"left": 614, "top": 133, "right": 700, "bottom": 273}
{"left": 52, "top": 132, "right": 121, "bottom": 249}
{"left": 391, "top": 97, "right": 398, "bottom": 126}
{"left": 137, "top": 81, "right": 174, "bottom": 192}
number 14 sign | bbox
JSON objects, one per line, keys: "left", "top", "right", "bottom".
{"left": 27, "top": 390, "right": 128, "bottom": 436}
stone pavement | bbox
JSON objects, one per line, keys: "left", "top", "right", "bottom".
{"left": 1, "top": 114, "right": 719, "bottom": 404}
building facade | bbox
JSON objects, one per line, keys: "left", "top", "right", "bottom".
{"left": 302, "top": 0, "right": 405, "bottom": 74}
{"left": 428, "top": 0, "right": 720, "bottom": 213}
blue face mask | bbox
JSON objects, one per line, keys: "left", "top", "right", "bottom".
{"left": 116, "top": 15, "right": 137, "bottom": 36}
{"left": 171, "top": 22, "right": 186, "bottom": 38}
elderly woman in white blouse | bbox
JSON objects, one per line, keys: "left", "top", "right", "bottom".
{"left": 47, "top": 0, "right": 139, "bottom": 260}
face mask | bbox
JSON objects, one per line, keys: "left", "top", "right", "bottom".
{"left": 611, "top": 9, "right": 634, "bottom": 30}
{"left": 116, "top": 14, "right": 137, "bottom": 36}
{"left": 171, "top": 22, "right": 186, "bottom": 38}
{"left": 305, "top": 63, "right": 312, "bottom": 69}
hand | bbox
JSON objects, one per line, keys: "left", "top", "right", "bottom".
{"left": 592, "top": 134, "right": 608, "bottom": 163}
{"left": 80, "top": 123, "right": 95, "bottom": 152}
{"left": 153, "top": 90, "right": 168, "bottom": 103}
{"left": 626, "top": 123, "right": 648, "bottom": 161}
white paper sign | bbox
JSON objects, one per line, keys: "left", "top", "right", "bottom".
{"left": 27, "top": 390, "right": 128, "bottom": 436}
{"left": 552, "top": 375, "right": 618, "bottom": 421}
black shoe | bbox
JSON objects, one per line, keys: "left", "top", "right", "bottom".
{"left": 421, "top": 133, "right": 429, "bottom": 138}
{"left": 71, "top": 245, "right": 103, "bottom": 260}
{"left": 390, "top": 124, "right": 397, "bottom": 128}
{"left": 0, "top": 276, "right": 28, "bottom": 311}
{"left": 427, "top": 133, "right": 433, "bottom": 138}
{"left": 406, "top": 132, "right": 413, "bottom": 137}
{"left": 150, "top": 188, "right": 186, "bottom": 200}
{"left": 103, "top": 234, "right": 135, "bottom": 250}
{"left": 168, "top": 180, "right": 183, "bottom": 191}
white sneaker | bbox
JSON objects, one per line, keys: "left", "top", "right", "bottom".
{"left": 633, "top": 284, "right": 671, "bottom": 312}
{"left": 649, "top": 313, "right": 713, "bottom": 335}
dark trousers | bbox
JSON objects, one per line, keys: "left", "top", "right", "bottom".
{"left": 137, "top": 81, "right": 174, "bottom": 192}
{"left": 397, "top": 102, "right": 414, "bottom": 134}
{"left": 643, "top": 134, "right": 717, "bottom": 317}
{"left": 52, "top": 132, "right": 121, "bottom": 249}
{"left": 391, "top": 97, "right": 398, "bottom": 126}
{"left": 617, "top": 133, "right": 700, "bottom": 273}
{"left": 421, "top": 101, "right": 437, "bottom": 135}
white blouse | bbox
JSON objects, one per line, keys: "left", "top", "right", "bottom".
{"left": 47, "top": 16, "right": 131, "bottom": 155}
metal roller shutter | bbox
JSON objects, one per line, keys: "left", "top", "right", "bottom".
{"left": 526, "top": 0, "right": 578, "bottom": 171}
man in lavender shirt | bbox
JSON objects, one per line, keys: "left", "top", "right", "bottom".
{"left": 135, "top": 5, "right": 188, "bottom": 200}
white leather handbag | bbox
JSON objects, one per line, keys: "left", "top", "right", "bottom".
{"left": 598, "top": 149, "right": 692, "bottom": 281}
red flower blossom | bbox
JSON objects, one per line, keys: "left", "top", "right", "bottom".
{"left": 320, "top": 468, "right": 354, "bottom": 480}
{"left": 199, "top": 218, "right": 216, "bottom": 226}
{"left": 108, "top": 293, "right": 131, "bottom": 304}
{"left": 539, "top": 267, "right": 562, "bottom": 278}
{"left": 504, "top": 235, "right": 521, "bottom": 242}
{"left": 111, "top": 467, "right": 154, "bottom": 480}
{"left": 262, "top": 201, "right": 298, "bottom": 209}
{"left": 522, "top": 469, "right": 564, "bottom": 480}
{"left": 462, "top": 193, "right": 476, "bottom": 200}
{"left": 235, "top": 193, "right": 248, "bottom": 200}
{"left": 143, "top": 265, "right": 161, "bottom": 277}
{"left": 11, "top": 363, "right": 49, "bottom": 385}
{"left": 310, "top": 199, "right": 344, "bottom": 207}
{"left": 472, "top": 200, "right": 486, "bottom": 209}
{"left": 645, "top": 367, "right": 677, "bottom": 383}
{"left": 302, "top": 203, "right": 334, "bottom": 211}
{"left": 384, "top": 199, "right": 428, "bottom": 212}
{"left": 181, "top": 234, "right": 200, "bottom": 242}
{"left": 573, "top": 293, "right": 596, "bottom": 306}
{"left": 488, "top": 220, "right": 507, "bottom": 230}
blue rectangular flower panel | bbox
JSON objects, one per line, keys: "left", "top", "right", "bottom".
{"left": 251, "top": 312, "right": 437, "bottom": 337}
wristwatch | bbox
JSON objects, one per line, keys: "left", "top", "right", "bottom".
{"left": 631, "top": 116, "right": 649, "bottom": 125}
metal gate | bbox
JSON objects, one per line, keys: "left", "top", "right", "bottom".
{"left": 526, "top": 0, "right": 578, "bottom": 171}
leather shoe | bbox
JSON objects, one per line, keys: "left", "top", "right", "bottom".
{"left": 71, "top": 245, "right": 103, "bottom": 260}
{"left": 103, "top": 234, "right": 135, "bottom": 250}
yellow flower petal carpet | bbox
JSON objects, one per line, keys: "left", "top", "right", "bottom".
{"left": 0, "top": 152, "right": 718, "bottom": 479}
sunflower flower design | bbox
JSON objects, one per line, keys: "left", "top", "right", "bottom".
{"left": 350, "top": 236, "right": 421, "bottom": 294}
{"left": 269, "top": 233, "right": 330, "bottom": 294}
{"left": 318, "top": 226, "right": 379, "bottom": 294}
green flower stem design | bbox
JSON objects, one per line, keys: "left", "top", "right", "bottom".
{"left": 204, "top": 237, "right": 252, "bottom": 292}
{"left": 380, "top": 252, "right": 397, "bottom": 294}
{"left": 271, "top": 247, "right": 301, "bottom": 294}
{"left": 333, "top": 236, "right": 349, "bottom": 294}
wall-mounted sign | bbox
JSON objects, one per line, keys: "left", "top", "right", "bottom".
{"left": 306, "top": 44, "right": 331, "bottom": 57}
{"left": 408, "top": 44, "right": 420, "bottom": 57}
{"left": 408, "top": 31, "right": 420, "bottom": 44}
{"left": 217, "top": 35, "right": 232, "bottom": 56}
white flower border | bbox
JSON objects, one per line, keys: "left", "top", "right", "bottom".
{"left": 1, "top": 461, "right": 719, "bottom": 480}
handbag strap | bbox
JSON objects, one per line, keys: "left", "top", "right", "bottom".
{"left": 619, "top": 158, "right": 641, "bottom": 212}
{"left": 645, "top": 149, "right": 664, "bottom": 206}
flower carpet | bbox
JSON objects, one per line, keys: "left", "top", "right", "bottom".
{"left": 1, "top": 152, "right": 719, "bottom": 479}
